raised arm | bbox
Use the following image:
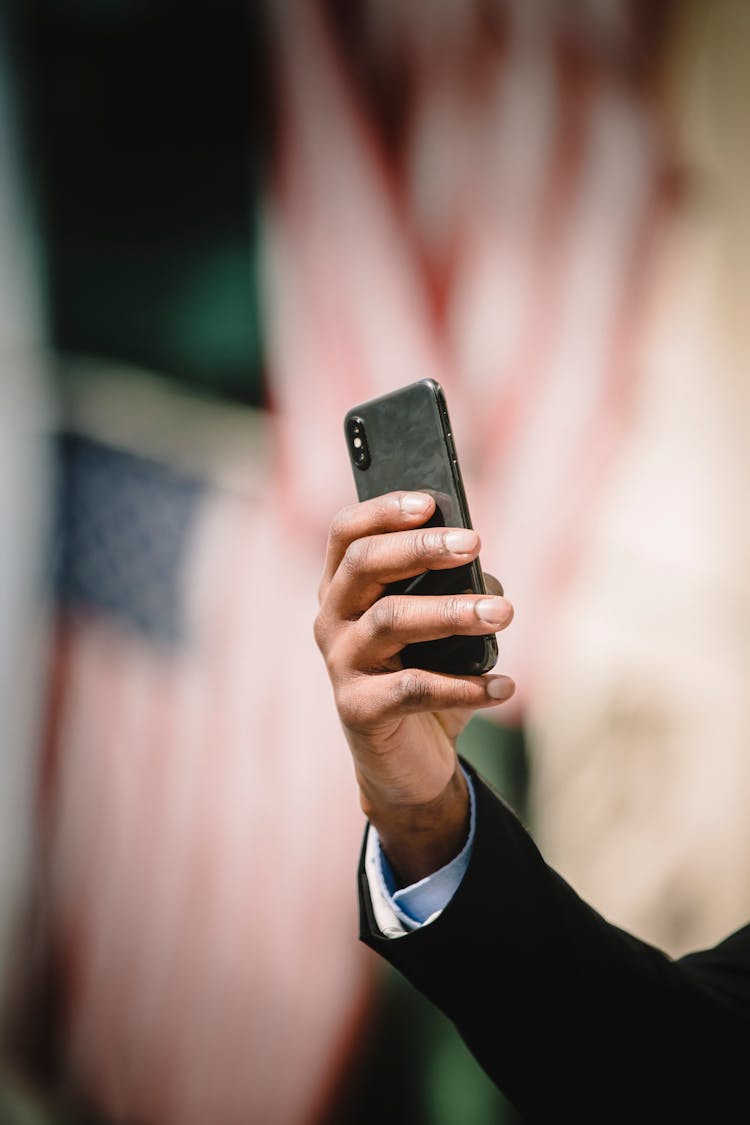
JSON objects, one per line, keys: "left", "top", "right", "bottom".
{"left": 315, "top": 492, "right": 750, "bottom": 1121}
{"left": 313, "top": 489, "right": 515, "bottom": 884}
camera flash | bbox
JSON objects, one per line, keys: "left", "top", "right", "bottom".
{"left": 353, "top": 437, "right": 362, "bottom": 448}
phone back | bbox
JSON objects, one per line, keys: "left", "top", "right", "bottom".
{"left": 344, "top": 379, "right": 497, "bottom": 675}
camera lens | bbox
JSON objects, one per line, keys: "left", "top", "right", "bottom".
{"left": 346, "top": 416, "right": 370, "bottom": 470}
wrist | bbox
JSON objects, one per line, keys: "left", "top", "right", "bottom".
{"left": 361, "top": 764, "right": 470, "bottom": 886}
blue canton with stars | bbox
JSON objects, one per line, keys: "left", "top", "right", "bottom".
{"left": 54, "top": 434, "right": 206, "bottom": 645}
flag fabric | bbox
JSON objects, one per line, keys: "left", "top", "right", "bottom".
{"left": 257, "top": 0, "right": 750, "bottom": 966}
{"left": 43, "top": 420, "right": 373, "bottom": 1125}
{"left": 261, "top": 0, "right": 670, "bottom": 713}
{"left": 38, "top": 4, "right": 678, "bottom": 1120}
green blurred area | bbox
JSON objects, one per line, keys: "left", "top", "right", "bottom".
{"left": 0, "top": 1067, "right": 107, "bottom": 1125}
{"left": 26, "top": 0, "right": 268, "bottom": 403}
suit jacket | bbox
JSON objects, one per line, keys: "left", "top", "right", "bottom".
{"left": 358, "top": 764, "right": 750, "bottom": 1122}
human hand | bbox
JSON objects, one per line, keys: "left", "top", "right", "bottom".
{"left": 314, "top": 491, "right": 515, "bottom": 884}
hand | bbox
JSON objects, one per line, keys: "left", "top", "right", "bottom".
{"left": 314, "top": 491, "right": 515, "bottom": 884}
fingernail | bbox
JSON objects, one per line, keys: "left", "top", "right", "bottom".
{"left": 401, "top": 493, "right": 432, "bottom": 514}
{"left": 475, "top": 597, "right": 512, "bottom": 625}
{"left": 486, "top": 676, "right": 514, "bottom": 700}
{"left": 443, "top": 529, "right": 478, "bottom": 554}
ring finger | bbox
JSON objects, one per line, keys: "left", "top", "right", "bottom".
{"left": 342, "top": 592, "right": 514, "bottom": 670}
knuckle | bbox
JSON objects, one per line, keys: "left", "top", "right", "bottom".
{"left": 343, "top": 537, "right": 372, "bottom": 577}
{"left": 336, "top": 679, "right": 371, "bottom": 729}
{"left": 438, "top": 595, "right": 467, "bottom": 629}
{"left": 323, "top": 632, "right": 350, "bottom": 678}
{"left": 394, "top": 670, "right": 431, "bottom": 707}
{"left": 412, "top": 529, "right": 442, "bottom": 559}
{"left": 455, "top": 678, "right": 478, "bottom": 707}
{"left": 377, "top": 493, "right": 400, "bottom": 520}
{"left": 335, "top": 683, "right": 356, "bottom": 727}
{"left": 368, "top": 596, "right": 406, "bottom": 638}
{"left": 329, "top": 504, "right": 356, "bottom": 544}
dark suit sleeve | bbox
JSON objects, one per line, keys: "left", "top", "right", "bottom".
{"left": 358, "top": 763, "right": 750, "bottom": 1122}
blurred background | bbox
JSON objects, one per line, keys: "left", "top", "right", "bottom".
{"left": 2, "top": 0, "right": 750, "bottom": 1122}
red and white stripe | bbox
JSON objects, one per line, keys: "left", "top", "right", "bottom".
{"left": 262, "top": 0, "right": 670, "bottom": 711}
{"left": 41, "top": 4, "right": 674, "bottom": 1120}
{"left": 43, "top": 490, "right": 374, "bottom": 1125}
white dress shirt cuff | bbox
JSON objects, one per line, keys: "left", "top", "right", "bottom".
{"left": 365, "top": 770, "right": 476, "bottom": 937}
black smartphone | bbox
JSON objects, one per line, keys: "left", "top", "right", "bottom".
{"left": 344, "top": 378, "right": 498, "bottom": 676}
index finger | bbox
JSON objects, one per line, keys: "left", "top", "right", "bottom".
{"left": 319, "top": 491, "right": 435, "bottom": 601}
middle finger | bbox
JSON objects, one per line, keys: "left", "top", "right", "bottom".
{"left": 327, "top": 525, "right": 481, "bottom": 621}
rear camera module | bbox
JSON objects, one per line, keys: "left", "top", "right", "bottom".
{"left": 346, "top": 416, "right": 371, "bottom": 470}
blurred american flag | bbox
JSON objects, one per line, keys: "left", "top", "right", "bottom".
{"left": 36, "top": 2, "right": 678, "bottom": 1120}
{"left": 41, "top": 389, "right": 373, "bottom": 1125}
{"left": 263, "top": 0, "right": 673, "bottom": 712}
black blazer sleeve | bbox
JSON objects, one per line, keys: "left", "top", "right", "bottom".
{"left": 358, "top": 763, "right": 750, "bottom": 1122}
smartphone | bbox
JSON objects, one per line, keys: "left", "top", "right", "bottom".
{"left": 344, "top": 379, "right": 498, "bottom": 676}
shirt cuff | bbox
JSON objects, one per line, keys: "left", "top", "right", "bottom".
{"left": 365, "top": 771, "right": 476, "bottom": 937}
